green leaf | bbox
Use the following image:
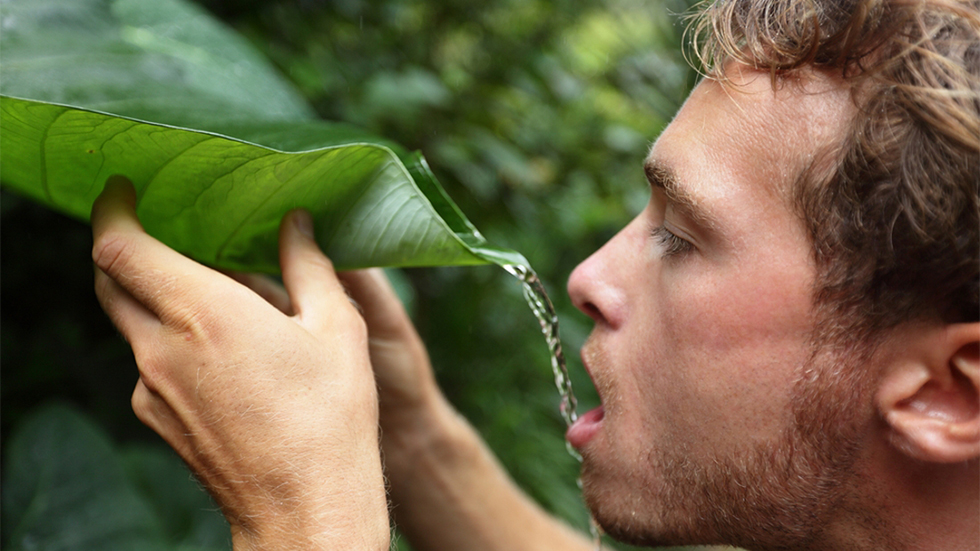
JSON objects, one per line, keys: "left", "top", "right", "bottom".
{"left": 1, "top": 402, "right": 230, "bottom": 551}
{"left": 0, "top": 0, "right": 313, "bottom": 126}
{"left": 0, "top": 0, "right": 527, "bottom": 272}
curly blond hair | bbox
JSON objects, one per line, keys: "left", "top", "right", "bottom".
{"left": 689, "top": 0, "right": 979, "bottom": 334}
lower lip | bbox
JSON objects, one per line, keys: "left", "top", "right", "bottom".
{"left": 566, "top": 406, "right": 604, "bottom": 450}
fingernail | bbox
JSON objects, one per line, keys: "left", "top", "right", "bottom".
{"left": 106, "top": 174, "right": 130, "bottom": 185}
{"left": 293, "top": 209, "right": 314, "bottom": 238}
{"left": 103, "top": 175, "right": 136, "bottom": 205}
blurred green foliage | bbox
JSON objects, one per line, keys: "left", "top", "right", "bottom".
{"left": 1, "top": 0, "right": 698, "bottom": 549}
{"left": 4, "top": 403, "right": 231, "bottom": 550}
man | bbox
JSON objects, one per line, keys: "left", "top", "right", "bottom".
{"left": 90, "top": 0, "right": 979, "bottom": 549}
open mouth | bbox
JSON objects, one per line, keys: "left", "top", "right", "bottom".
{"left": 566, "top": 405, "right": 604, "bottom": 450}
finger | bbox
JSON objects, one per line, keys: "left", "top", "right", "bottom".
{"left": 226, "top": 272, "right": 293, "bottom": 315}
{"left": 278, "top": 210, "right": 352, "bottom": 330}
{"left": 339, "top": 269, "right": 434, "bottom": 414}
{"left": 338, "top": 269, "right": 416, "bottom": 340}
{"left": 94, "top": 265, "right": 160, "bottom": 343}
{"left": 91, "top": 175, "right": 219, "bottom": 317}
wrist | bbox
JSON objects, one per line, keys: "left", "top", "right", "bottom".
{"left": 222, "top": 428, "right": 391, "bottom": 551}
{"left": 228, "top": 485, "right": 391, "bottom": 551}
{"left": 380, "top": 390, "right": 473, "bottom": 473}
{"left": 233, "top": 527, "right": 391, "bottom": 551}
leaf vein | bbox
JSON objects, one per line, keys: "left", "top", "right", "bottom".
{"left": 38, "top": 107, "right": 73, "bottom": 203}
{"left": 366, "top": 183, "right": 413, "bottom": 260}
{"left": 213, "top": 149, "right": 327, "bottom": 264}
{"left": 138, "top": 137, "right": 218, "bottom": 199}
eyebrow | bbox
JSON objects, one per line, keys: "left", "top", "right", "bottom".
{"left": 643, "top": 157, "right": 717, "bottom": 231}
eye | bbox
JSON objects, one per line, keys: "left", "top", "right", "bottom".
{"left": 651, "top": 225, "right": 693, "bottom": 257}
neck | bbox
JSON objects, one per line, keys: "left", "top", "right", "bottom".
{"left": 816, "top": 439, "right": 979, "bottom": 550}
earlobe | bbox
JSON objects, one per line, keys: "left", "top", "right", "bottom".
{"left": 878, "top": 323, "right": 980, "bottom": 463}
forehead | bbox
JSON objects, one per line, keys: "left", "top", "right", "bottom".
{"left": 649, "top": 66, "right": 855, "bottom": 211}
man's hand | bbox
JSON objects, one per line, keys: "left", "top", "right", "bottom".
{"left": 91, "top": 176, "right": 390, "bottom": 551}
{"left": 337, "top": 270, "right": 443, "bottom": 432}
{"left": 173, "top": 189, "right": 594, "bottom": 551}
{"left": 235, "top": 264, "right": 450, "bottom": 460}
{"left": 339, "top": 271, "right": 596, "bottom": 551}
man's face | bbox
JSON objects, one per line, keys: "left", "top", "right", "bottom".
{"left": 566, "top": 67, "right": 865, "bottom": 548}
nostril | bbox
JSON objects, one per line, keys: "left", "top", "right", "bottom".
{"left": 568, "top": 260, "right": 608, "bottom": 324}
{"left": 580, "top": 300, "right": 602, "bottom": 322}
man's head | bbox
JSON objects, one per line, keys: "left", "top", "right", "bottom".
{"left": 689, "top": 0, "right": 979, "bottom": 340}
{"left": 564, "top": 0, "right": 979, "bottom": 548}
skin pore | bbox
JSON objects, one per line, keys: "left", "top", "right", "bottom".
{"left": 565, "top": 66, "right": 877, "bottom": 549}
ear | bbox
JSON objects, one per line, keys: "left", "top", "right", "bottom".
{"left": 877, "top": 322, "right": 979, "bottom": 463}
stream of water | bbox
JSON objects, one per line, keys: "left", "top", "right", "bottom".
{"left": 503, "top": 264, "right": 604, "bottom": 550}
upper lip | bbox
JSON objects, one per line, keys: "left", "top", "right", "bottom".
{"left": 579, "top": 340, "right": 601, "bottom": 398}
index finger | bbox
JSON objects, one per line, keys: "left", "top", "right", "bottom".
{"left": 90, "top": 175, "right": 219, "bottom": 317}
{"left": 338, "top": 269, "right": 416, "bottom": 340}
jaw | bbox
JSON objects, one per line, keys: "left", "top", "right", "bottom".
{"left": 576, "top": 362, "right": 880, "bottom": 551}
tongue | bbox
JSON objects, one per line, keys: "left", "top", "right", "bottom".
{"left": 566, "top": 406, "right": 604, "bottom": 450}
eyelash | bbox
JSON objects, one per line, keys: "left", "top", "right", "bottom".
{"left": 651, "top": 225, "right": 693, "bottom": 257}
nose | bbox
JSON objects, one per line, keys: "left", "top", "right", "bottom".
{"left": 567, "top": 256, "right": 604, "bottom": 323}
{"left": 567, "top": 217, "right": 640, "bottom": 329}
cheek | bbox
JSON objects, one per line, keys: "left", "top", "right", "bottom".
{"left": 650, "top": 259, "right": 816, "bottom": 444}
{"left": 665, "top": 244, "right": 814, "bottom": 341}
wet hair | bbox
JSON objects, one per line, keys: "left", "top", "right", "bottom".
{"left": 688, "top": 0, "right": 979, "bottom": 336}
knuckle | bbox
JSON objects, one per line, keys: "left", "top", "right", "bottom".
{"left": 93, "top": 269, "right": 113, "bottom": 305}
{"left": 171, "top": 301, "right": 223, "bottom": 344}
{"left": 348, "top": 318, "right": 370, "bottom": 350}
{"left": 92, "top": 231, "right": 134, "bottom": 278}
{"left": 133, "top": 357, "right": 164, "bottom": 394}
{"left": 166, "top": 304, "right": 206, "bottom": 340}
{"left": 318, "top": 300, "right": 368, "bottom": 345}
{"left": 156, "top": 288, "right": 224, "bottom": 344}
{"left": 129, "top": 336, "right": 188, "bottom": 398}
{"left": 335, "top": 298, "right": 368, "bottom": 333}
{"left": 130, "top": 354, "right": 186, "bottom": 416}
{"left": 348, "top": 309, "right": 369, "bottom": 339}
{"left": 131, "top": 382, "right": 157, "bottom": 425}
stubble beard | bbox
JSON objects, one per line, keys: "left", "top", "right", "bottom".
{"left": 581, "top": 336, "right": 879, "bottom": 551}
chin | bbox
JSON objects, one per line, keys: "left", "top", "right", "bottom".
{"left": 577, "top": 451, "right": 672, "bottom": 547}
{"left": 581, "top": 480, "right": 697, "bottom": 548}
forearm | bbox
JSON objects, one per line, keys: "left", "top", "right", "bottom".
{"left": 382, "top": 395, "right": 594, "bottom": 551}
